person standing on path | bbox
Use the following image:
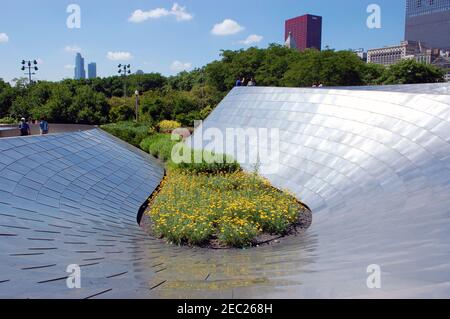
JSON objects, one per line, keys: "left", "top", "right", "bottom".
{"left": 247, "top": 78, "right": 256, "bottom": 86}
{"left": 39, "top": 117, "right": 49, "bottom": 135}
{"left": 18, "top": 118, "right": 31, "bottom": 136}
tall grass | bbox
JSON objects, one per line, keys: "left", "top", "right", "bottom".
{"left": 140, "top": 134, "right": 181, "bottom": 162}
{"left": 140, "top": 133, "right": 240, "bottom": 173}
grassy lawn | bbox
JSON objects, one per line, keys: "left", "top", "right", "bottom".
{"left": 101, "top": 121, "right": 308, "bottom": 248}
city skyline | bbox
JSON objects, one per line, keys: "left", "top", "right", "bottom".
{"left": 74, "top": 52, "right": 86, "bottom": 80}
{"left": 88, "top": 62, "right": 97, "bottom": 79}
{"left": 74, "top": 53, "right": 97, "bottom": 80}
{"left": 0, "top": 0, "right": 406, "bottom": 83}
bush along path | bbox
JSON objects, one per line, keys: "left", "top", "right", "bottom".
{"left": 102, "top": 121, "right": 312, "bottom": 248}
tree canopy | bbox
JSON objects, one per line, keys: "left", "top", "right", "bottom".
{"left": 0, "top": 45, "right": 444, "bottom": 126}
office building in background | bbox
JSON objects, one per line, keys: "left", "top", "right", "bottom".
{"left": 285, "top": 14, "right": 322, "bottom": 51}
{"left": 88, "top": 63, "right": 97, "bottom": 79}
{"left": 405, "top": 0, "right": 450, "bottom": 50}
{"left": 354, "top": 49, "right": 368, "bottom": 62}
{"left": 367, "top": 41, "right": 439, "bottom": 66}
{"left": 74, "top": 53, "right": 86, "bottom": 80}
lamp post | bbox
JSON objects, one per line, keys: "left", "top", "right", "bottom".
{"left": 21, "top": 60, "right": 38, "bottom": 84}
{"left": 134, "top": 90, "right": 139, "bottom": 122}
{"left": 118, "top": 64, "right": 131, "bottom": 97}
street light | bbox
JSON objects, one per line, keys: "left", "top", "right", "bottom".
{"left": 118, "top": 64, "right": 131, "bottom": 97}
{"left": 21, "top": 60, "right": 39, "bottom": 83}
{"left": 134, "top": 90, "right": 139, "bottom": 122}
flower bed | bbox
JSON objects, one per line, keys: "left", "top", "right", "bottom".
{"left": 102, "top": 122, "right": 311, "bottom": 249}
{"left": 146, "top": 170, "right": 309, "bottom": 248}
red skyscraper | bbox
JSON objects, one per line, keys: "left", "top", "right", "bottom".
{"left": 285, "top": 14, "right": 322, "bottom": 51}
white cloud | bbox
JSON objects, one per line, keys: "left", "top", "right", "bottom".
{"left": 129, "top": 8, "right": 169, "bottom": 22}
{"left": 170, "top": 60, "right": 192, "bottom": 72}
{"left": 0, "top": 33, "right": 9, "bottom": 43}
{"left": 129, "top": 3, "right": 193, "bottom": 23}
{"left": 64, "top": 64, "right": 75, "bottom": 70}
{"left": 238, "top": 34, "right": 263, "bottom": 46}
{"left": 106, "top": 51, "right": 133, "bottom": 61}
{"left": 36, "top": 58, "right": 44, "bottom": 64}
{"left": 65, "top": 45, "right": 81, "bottom": 53}
{"left": 170, "top": 3, "right": 193, "bottom": 21}
{"left": 211, "top": 19, "right": 244, "bottom": 36}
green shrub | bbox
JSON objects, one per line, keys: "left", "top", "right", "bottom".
{"left": 101, "top": 121, "right": 154, "bottom": 147}
{"left": 140, "top": 133, "right": 181, "bottom": 162}
{"left": 0, "top": 117, "right": 16, "bottom": 124}
{"left": 158, "top": 120, "right": 182, "bottom": 132}
{"left": 176, "top": 149, "right": 240, "bottom": 174}
{"left": 140, "top": 133, "right": 239, "bottom": 173}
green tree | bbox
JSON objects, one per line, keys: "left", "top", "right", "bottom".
{"left": 167, "top": 69, "right": 203, "bottom": 91}
{"left": 255, "top": 44, "right": 299, "bottom": 86}
{"left": 69, "top": 86, "right": 109, "bottom": 124}
{"left": 140, "top": 90, "right": 172, "bottom": 123}
{"left": 205, "top": 60, "right": 230, "bottom": 92}
{"left": 190, "top": 84, "right": 224, "bottom": 108}
{"left": 362, "top": 63, "right": 386, "bottom": 85}
{"left": 3, "top": 46, "right": 447, "bottom": 127}
{"left": 35, "top": 84, "right": 73, "bottom": 122}
{"left": 0, "top": 80, "right": 16, "bottom": 118}
{"left": 283, "top": 49, "right": 366, "bottom": 87}
{"left": 108, "top": 96, "right": 135, "bottom": 122}
{"left": 379, "top": 59, "right": 444, "bottom": 84}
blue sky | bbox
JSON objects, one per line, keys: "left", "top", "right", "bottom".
{"left": 0, "top": 0, "right": 406, "bottom": 82}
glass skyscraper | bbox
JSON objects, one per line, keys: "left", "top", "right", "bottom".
{"left": 406, "top": 0, "right": 450, "bottom": 17}
{"left": 74, "top": 53, "right": 86, "bottom": 80}
{"left": 88, "top": 63, "right": 97, "bottom": 79}
{"left": 405, "top": 0, "right": 450, "bottom": 49}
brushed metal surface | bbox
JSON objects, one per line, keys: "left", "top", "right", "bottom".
{"left": 1, "top": 84, "right": 450, "bottom": 298}
{"left": 0, "top": 129, "right": 164, "bottom": 298}
{"left": 337, "top": 82, "right": 450, "bottom": 94}
{"left": 187, "top": 85, "right": 450, "bottom": 298}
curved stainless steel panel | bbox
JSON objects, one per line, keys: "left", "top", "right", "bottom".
{"left": 1, "top": 84, "right": 449, "bottom": 298}
{"left": 0, "top": 129, "right": 164, "bottom": 298}
{"left": 338, "top": 82, "right": 450, "bottom": 94}
{"left": 188, "top": 85, "right": 450, "bottom": 298}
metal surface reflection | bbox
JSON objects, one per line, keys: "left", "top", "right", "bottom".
{"left": 188, "top": 85, "right": 450, "bottom": 298}
{"left": 1, "top": 83, "right": 450, "bottom": 298}
{"left": 0, "top": 129, "right": 164, "bottom": 298}
{"left": 338, "top": 82, "right": 450, "bottom": 94}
